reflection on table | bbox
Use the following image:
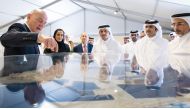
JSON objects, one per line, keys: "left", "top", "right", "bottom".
{"left": 0, "top": 53, "right": 189, "bottom": 108}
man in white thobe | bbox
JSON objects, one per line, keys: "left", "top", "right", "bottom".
{"left": 92, "top": 25, "right": 123, "bottom": 81}
{"left": 123, "top": 30, "right": 139, "bottom": 72}
{"left": 169, "top": 13, "right": 190, "bottom": 77}
{"left": 169, "top": 13, "right": 190, "bottom": 54}
{"left": 135, "top": 20, "right": 169, "bottom": 88}
{"left": 169, "top": 13, "right": 190, "bottom": 90}
{"left": 123, "top": 30, "right": 139, "bottom": 60}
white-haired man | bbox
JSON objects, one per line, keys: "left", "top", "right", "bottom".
{"left": 1, "top": 9, "right": 58, "bottom": 55}
{"left": 0, "top": 9, "right": 58, "bottom": 77}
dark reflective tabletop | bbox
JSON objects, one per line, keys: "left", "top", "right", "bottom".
{"left": 0, "top": 53, "right": 189, "bottom": 108}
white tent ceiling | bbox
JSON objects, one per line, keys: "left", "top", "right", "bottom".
{"left": 0, "top": 0, "right": 190, "bottom": 33}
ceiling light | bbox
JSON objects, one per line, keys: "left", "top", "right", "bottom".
{"left": 114, "top": 10, "right": 119, "bottom": 15}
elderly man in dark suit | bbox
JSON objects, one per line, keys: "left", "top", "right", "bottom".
{"left": 73, "top": 32, "right": 93, "bottom": 53}
{"left": 0, "top": 9, "right": 58, "bottom": 77}
{"left": 0, "top": 9, "right": 58, "bottom": 56}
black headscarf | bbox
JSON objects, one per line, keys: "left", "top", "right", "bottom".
{"left": 44, "top": 29, "right": 70, "bottom": 53}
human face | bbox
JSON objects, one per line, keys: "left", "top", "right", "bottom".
{"left": 88, "top": 38, "right": 94, "bottom": 45}
{"left": 99, "top": 28, "right": 109, "bottom": 41}
{"left": 171, "top": 18, "right": 190, "bottom": 37}
{"left": 27, "top": 10, "right": 47, "bottom": 32}
{"left": 124, "top": 37, "right": 129, "bottom": 44}
{"left": 80, "top": 32, "right": 89, "bottom": 44}
{"left": 55, "top": 31, "right": 64, "bottom": 42}
{"left": 144, "top": 24, "right": 157, "bottom": 38}
{"left": 130, "top": 33, "right": 138, "bottom": 42}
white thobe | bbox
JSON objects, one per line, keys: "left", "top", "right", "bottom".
{"left": 135, "top": 35, "right": 169, "bottom": 86}
{"left": 169, "top": 32, "right": 190, "bottom": 54}
{"left": 92, "top": 38, "right": 123, "bottom": 80}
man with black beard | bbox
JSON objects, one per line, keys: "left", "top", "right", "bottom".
{"left": 135, "top": 20, "right": 168, "bottom": 88}
{"left": 123, "top": 30, "right": 139, "bottom": 72}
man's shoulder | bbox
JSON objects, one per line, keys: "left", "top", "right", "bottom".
{"left": 73, "top": 44, "right": 81, "bottom": 49}
{"left": 8, "top": 23, "right": 26, "bottom": 31}
{"left": 88, "top": 43, "right": 93, "bottom": 47}
{"left": 162, "top": 38, "right": 169, "bottom": 44}
{"left": 65, "top": 43, "right": 70, "bottom": 47}
{"left": 9, "top": 23, "right": 24, "bottom": 28}
{"left": 76, "top": 43, "right": 82, "bottom": 47}
{"left": 65, "top": 43, "right": 70, "bottom": 49}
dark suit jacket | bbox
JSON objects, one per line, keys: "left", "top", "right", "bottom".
{"left": 0, "top": 23, "right": 40, "bottom": 56}
{"left": 0, "top": 23, "right": 40, "bottom": 76}
{"left": 73, "top": 43, "right": 93, "bottom": 53}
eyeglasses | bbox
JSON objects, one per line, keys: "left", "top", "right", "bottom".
{"left": 171, "top": 22, "right": 188, "bottom": 28}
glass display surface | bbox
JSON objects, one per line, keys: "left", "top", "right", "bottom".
{"left": 0, "top": 52, "right": 189, "bottom": 108}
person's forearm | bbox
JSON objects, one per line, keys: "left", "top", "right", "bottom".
{"left": 1, "top": 32, "right": 38, "bottom": 47}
